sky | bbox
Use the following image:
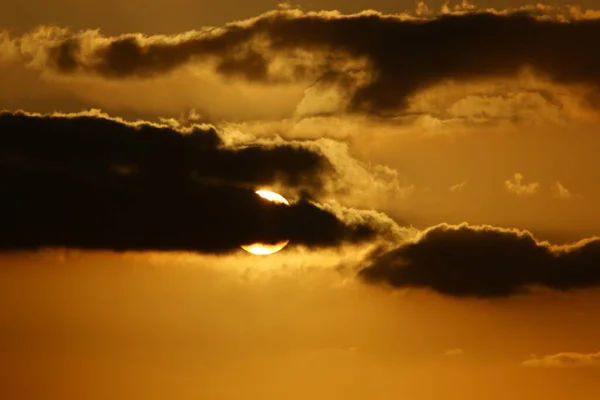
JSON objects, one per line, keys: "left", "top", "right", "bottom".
{"left": 1, "top": 1, "right": 600, "bottom": 399}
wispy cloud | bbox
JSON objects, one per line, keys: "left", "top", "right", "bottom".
{"left": 552, "top": 181, "right": 573, "bottom": 199}
{"left": 444, "top": 348, "right": 465, "bottom": 357}
{"left": 524, "top": 351, "right": 600, "bottom": 368}
{"left": 450, "top": 180, "right": 467, "bottom": 193}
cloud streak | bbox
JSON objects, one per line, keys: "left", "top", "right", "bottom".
{"left": 524, "top": 351, "right": 600, "bottom": 368}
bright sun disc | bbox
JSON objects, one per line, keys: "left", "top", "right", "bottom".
{"left": 255, "top": 190, "right": 290, "bottom": 205}
{"left": 241, "top": 190, "right": 290, "bottom": 255}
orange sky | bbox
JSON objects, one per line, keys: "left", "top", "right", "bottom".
{"left": 1, "top": 1, "right": 600, "bottom": 399}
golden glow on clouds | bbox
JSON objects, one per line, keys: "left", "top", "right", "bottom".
{"left": 241, "top": 190, "right": 290, "bottom": 255}
{"left": 4, "top": 3, "right": 600, "bottom": 398}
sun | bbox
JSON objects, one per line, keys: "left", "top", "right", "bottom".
{"left": 255, "top": 190, "right": 290, "bottom": 205}
{"left": 241, "top": 190, "right": 290, "bottom": 255}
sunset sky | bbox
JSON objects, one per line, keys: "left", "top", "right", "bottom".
{"left": 2, "top": 1, "right": 600, "bottom": 399}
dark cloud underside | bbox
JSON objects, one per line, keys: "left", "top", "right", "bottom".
{"left": 360, "top": 224, "right": 600, "bottom": 298}
{"left": 0, "top": 112, "right": 377, "bottom": 253}
{"left": 40, "top": 11, "right": 600, "bottom": 114}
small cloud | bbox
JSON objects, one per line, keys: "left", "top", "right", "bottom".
{"left": 277, "top": 1, "right": 300, "bottom": 10}
{"left": 0, "top": 31, "right": 18, "bottom": 64}
{"left": 505, "top": 173, "right": 540, "bottom": 196}
{"left": 415, "top": 1, "right": 430, "bottom": 16}
{"left": 523, "top": 351, "right": 600, "bottom": 368}
{"left": 450, "top": 180, "right": 467, "bottom": 193}
{"left": 552, "top": 181, "right": 572, "bottom": 199}
{"left": 444, "top": 348, "right": 464, "bottom": 357}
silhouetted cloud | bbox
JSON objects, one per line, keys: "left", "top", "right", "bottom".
{"left": 0, "top": 111, "right": 390, "bottom": 253}
{"left": 523, "top": 351, "right": 600, "bottom": 368}
{"left": 15, "top": 9, "right": 600, "bottom": 115}
{"left": 359, "top": 223, "right": 600, "bottom": 298}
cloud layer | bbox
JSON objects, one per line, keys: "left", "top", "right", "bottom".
{"left": 360, "top": 223, "right": 600, "bottom": 298}
{"left": 0, "top": 111, "right": 394, "bottom": 252}
{"left": 2, "top": 5, "right": 600, "bottom": 300}
{"left": 7, "top": 8, "right": 600, "bottom": 115}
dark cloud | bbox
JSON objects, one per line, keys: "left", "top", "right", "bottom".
{"left": 31, "top": 10, "right": 600, "bottom": 114}
{"left": 0, "top": 111, "right": 380, "bottom": 253}
{"left": 359, "top": 223, "right": 600, "bottom": 298}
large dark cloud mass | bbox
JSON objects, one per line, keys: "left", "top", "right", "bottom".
{"left": 360, "top": 223, "right": 600, "bottom": 298}
{"left": 0, "top": 111, "right": 379, "bottom": 253}
{"left": 34, "top": 10, "right": 600, "bottom": 114}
